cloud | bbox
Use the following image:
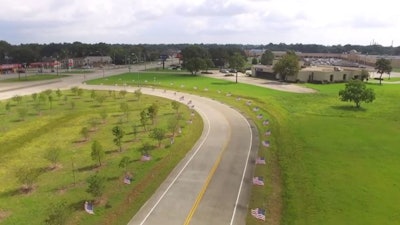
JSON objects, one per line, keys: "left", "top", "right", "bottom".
{"left": 0, "top": 0, "right": 399, "bottom": 45}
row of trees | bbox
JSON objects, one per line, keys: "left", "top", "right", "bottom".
{"left": 8, "top": 88, "right": 191, "bottom": 225}
{"left": 2, "top": 40, "right": 399, "bottom": 65}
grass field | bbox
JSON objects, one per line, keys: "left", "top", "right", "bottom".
{"left": 1, "top": 71, "right": 399, "bottom": 225}
{"left": 89, "top": 72, "right": 400, "bottom": 225}
{"left": 0, "top": 88, "right": 202, "bottom": 225}
{"left": 0, "top": 74, "right": 69, "bottom": 82}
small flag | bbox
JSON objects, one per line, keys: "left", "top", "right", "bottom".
{"left": 246, "top": 100, "right": 252, "bottom": 106}
{"left": 141, "top": 154, "right": 151, "bottom": 161}
{"left": 262, "top": 140, "right": 270, "bottom": 147}
{"left": 265, "top": 130, "right": 271, "bottom": 136}
{"left": 252, "top": 176, "right": 264, "bottom": 186}
{"left": 236, "top": 97, "right": 241, "bottom": 101}
{"left": 84, "top": 201, "right": 95, "bottom": 214}
{"left": 253, "top": 107, "right": 259, "bottom": 112}
{"left": 124, "top": 176, "right": 131, "bottom": 184}
{"left": 251, "top": 208, "right": 266, "bottom": 221}
{"left": 263, "top": 120, "right": 269, "bottom": 125}
{"left": 257, "top": 114, "right": 263, "bottom": 119}
{"left": 256, "top": 157, "right": 266, "bottom": 164}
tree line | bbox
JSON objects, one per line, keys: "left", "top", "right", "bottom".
{"left": 1, "top": 40, "right": 399, "bottom": 65}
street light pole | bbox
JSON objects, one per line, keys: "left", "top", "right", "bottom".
{"left": 131, "top": 53, "right": 139, "bottom": 87}
{"left": 96, "top": 51, "right": 105, "bottom": 78}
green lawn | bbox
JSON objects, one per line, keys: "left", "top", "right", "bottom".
{"left": 384, "top": 77, "right": 400, "bottom": 82}
{"left": 0, "top": 88, "right": 202, "bottom": 225}
{"left": 392, "top": 67, "right": 400, "bottom": 73}
{"left": 0, "top": 74, "right": 69, "bottom": 82}
{"left": 90, "top": 72, "right": 400, "bottom": 225}
{"left": 1, "top": 71, "right": 399, "bottom": 225}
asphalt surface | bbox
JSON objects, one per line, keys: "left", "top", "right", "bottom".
{"left": 0, "top": 64, "right": 258, "bottom": 225}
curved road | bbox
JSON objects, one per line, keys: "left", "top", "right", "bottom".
{"left": 0, "top": 65, "right": 259, "bottom": 225}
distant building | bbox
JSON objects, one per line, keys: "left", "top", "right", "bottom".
{"left": 251, "top": 64, "right": 364, "bottom": 83}
{"left": 73, "top": 56, "right": 112, "bottom": 68}
{"left": 0, "top": 64, "right": 22, "bottom": 74}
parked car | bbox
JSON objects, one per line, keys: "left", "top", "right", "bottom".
{"left": 219, "top": 69, "right": 229, "bottom": 73}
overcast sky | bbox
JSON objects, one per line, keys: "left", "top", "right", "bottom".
{"left": 0, "top": 0, "right": 398, "bottom": 46}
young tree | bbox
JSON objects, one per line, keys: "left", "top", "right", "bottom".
{"left": 91, "top": 140, "right": 105, "bottom": 166}
{"left": 95, "top": 95, "right": 107, "bottom": 106}
{"left": 70, "top": 86, "right": 79, "bottom": 96}
{"left": 90, "top": 90, "right": 97, "bottom": 101}
{"left": 89, "top": 118, "right": 99, "bottom": 131}
{"left": 134, "top": 89, "right": 142, "bottom": 101}
{"left": 150, "top": 127, "right": 166, "bottom": 147}
{"left": 167, "top": 116, "right": 180, "bottom": 137}
{"left": 375, "top": 58, "right": 392, "bottom": 84}
{"left": 112, "top": 126, "right": 124, "bottom": 152}
{"left": 80, "top": 127, "right": 90, "bottom": 141}
{"left": 44, "top": 201, "right": 70, "bottom": 225}
{"left": 171, "top": 100, "right": 180, "bottom": 116}
{"left": 86, "top": 174, "right": 105, "bottom": 198}
{"left": 12, "top": 95, "right": 23, "bottom": 105}
{"left": 55, "top": 89, "right": 62, "bottom": 100}
{"left": 273, "top": 51, "right": 300, "bottom": 81}
{"left": 44, "top": 147, "right": 61, "bottom": 169}
{"left": 77, "top": 88, "right": 84, "bottom": 97}
{"left": 48, "top": 95, "right": 53, "bottom": 109}
{"left": 43, "top": 89, "right": 53, "bottom": 96}
{"left": 339, "top": 79, "right": 375, "bottom": 108}
{"left": 120, "top": 102, "right": 130, "bottom": 121}
{"left": 17, "top": 107, "right": 28, "bottom": 121}
{"left": 228, "top": 52, "right": 246, "bottom": 83}
{"left": 119, "top": 156, "right": 130, "bottom": 173}
{"left": 31, "top": 93, "right": 38, "bottom": 102}
{"left": 16, "top": 166, "right": 40, "bottom": 192}
{"left": 140, "top": 142, "right": 152, "bottom": 156}
{"left": 148, "top": 102, "right": 159, "bottom": 125}
{"left": 140, "top": 110, "right": 149, "bottom": 131}
{"left": 5, "top": 101, "right": 11, "bottom": 114}
{"left": 119, "top": 90, "right": 128, "bottom": 99}
{"left": 260, "top": 50, "right": 274, "bottom": 65}
{"left": 99, "top": 110, "right": 108, "bottom": 123}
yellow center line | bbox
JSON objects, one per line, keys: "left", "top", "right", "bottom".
{"left": 183, "top": 129, "right": 231, "bottom": 225}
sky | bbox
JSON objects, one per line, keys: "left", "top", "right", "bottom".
{"left": 0, "top": 0, "right": 399, "bottom": 46}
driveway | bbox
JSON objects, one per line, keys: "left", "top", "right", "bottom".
{"left": 204, "top": 71, "right": 316, "bottom": 93}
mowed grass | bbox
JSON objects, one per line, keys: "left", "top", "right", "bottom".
{"left": 0, "top": 74, "right": 69, "bottom": 82}
{"left": 89, "top": 72, "right": 400, "bottom": 225}
{"left": 0, "top": 89, "right": 202, "bottom": 225}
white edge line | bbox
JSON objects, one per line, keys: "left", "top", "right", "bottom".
{"left": 229, "top": 114, "right": 253, "bottom": 225}
{"left": 137, "top": 108, "right": 211, "bottom": 225}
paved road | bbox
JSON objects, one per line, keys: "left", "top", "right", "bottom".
{"left": 0, "top": 64, "right": 258, "bottom": 225}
